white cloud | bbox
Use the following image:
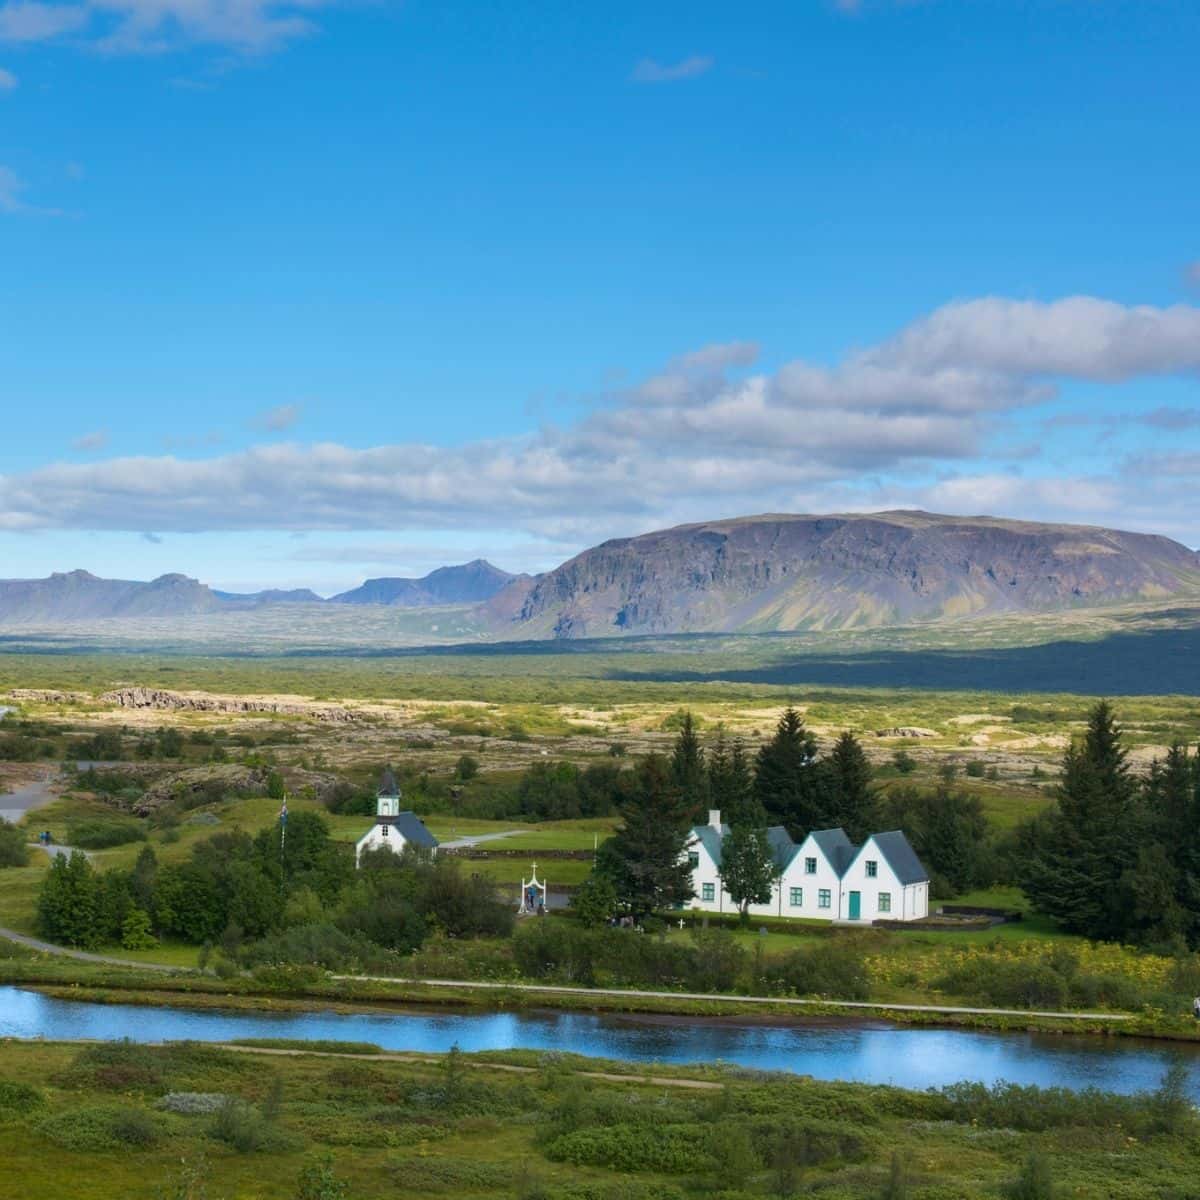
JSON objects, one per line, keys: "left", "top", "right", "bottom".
{"left": 0, "top": 2, "right": 87, "bottom": 42}
{"left": 3, "top": 295, "right": 1200, "bottom": 546}
{"left": 0, "top": 66, "right": 16, "bottom": 88}
{"left": 0, "top": 0, "right": 330, "bottom": 52}
{"left": 631, "top": 55, "right": 713, "bottom": 84}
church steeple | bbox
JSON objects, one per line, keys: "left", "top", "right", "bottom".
{"left": 377, "top": 767, "right": 400, "bottom": 819}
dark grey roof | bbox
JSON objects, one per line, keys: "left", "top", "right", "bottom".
{"left": 766, "top": 826, "right": 796, "bottom": 871}
{"left": 809, "top": 828, "right": 857, "bottom": 876}
{"left": 691, "top": 824, "right": 727, "bottom": 867}
{"left": 378, "top": 810, "right": 438, "bottom": 848}
{"left": 869, "top": 830, "right": 928, "bottom": 885}
{"left": 378, "top": 767, "right": 400, "bottom": 798}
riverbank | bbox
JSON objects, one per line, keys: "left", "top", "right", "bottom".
{"left": 4, "top": 938, "right": 1199, "bottom": 1043}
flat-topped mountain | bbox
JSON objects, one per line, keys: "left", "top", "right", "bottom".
{"left": 331, "top": 559, "right": 516, "bottom": 607}
{"left": 486, "top": 511, "right": 1200, "bottom": 639}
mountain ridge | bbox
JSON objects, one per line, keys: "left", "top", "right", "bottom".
{"left": 484, "top": 510, "right": 1200, "bottom": 639}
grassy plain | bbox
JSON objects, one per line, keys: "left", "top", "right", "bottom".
{"left": 2, "top": 1035, "right": 1199, "bottom": 1199}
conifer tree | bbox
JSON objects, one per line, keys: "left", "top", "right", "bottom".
{"left": 753, "top": 707, "right": 824, "bottom": 839}
{"left": 37, "top": 851, "right": 101, "bottom": 948}
{"left": 826, "top": 731, "right": 875, "bottom": 843}
{"left": 606, "top": 754, "right": 694, "bottom": 918}
{"left": 1022, "top": 701, "right": 1139, "bottom": 941}
{"left": 670, "top": 711, "right": 709, "bottom": 819}
{"left": 709, "top": 732, "right": 758, "bottom": 825}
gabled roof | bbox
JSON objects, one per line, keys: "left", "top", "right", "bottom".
{"left": 690, "top": 824, "right": 728, "bottom": 867}
{"left": 866, "top": 830, "right": 928, "bottom": 885}
{"left": 765, "top": 826, "right": 796, "bottom": 872}
{"left": 378, "top": 767, "right": 400, "bottom": 798}
{"left": 807, "top": 828, "right": 857, "bottom": 876}
{"left": 363, "top": 810, "right": 438, "bottom": 848}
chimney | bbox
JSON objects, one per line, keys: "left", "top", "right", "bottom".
{"left": 708, "top": 809, "right": 722, "bottom": 831}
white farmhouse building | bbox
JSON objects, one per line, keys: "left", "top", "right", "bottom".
{"left": 354, "top": 768, "right": 439, "bottom": 867}
{"left": 684, "top": 809, "right": 929, "bottom": 923}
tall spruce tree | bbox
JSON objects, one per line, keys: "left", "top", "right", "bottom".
{"left": 37, "top": 851, "right": 101, "bottom": 949}
{"left": 753, "top": 707, "right": 824, "bottom": 840}
{"left": 1022, "top": 701, "right": 1140, "bottom": 941}
{"left": 709, "top": 732, "right": 758, "bottom": 825}
{"left": 670, "top": 711, "right": 709, "bottom": 819}
{"left": 826, "top": 731, "right": 875, "bottom": 843}
{"left": 605, "top": 754, "right": 694, "bottom": 919}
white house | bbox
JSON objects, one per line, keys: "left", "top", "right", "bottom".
{"left": 355, "top": 768, "right": 439, "bottom": 867}
{"left": 683, "top": 810, "right": 929, "bottom": 923}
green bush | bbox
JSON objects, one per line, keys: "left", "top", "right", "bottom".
{"left": 766, "top": 942, "right": 870, "bottom": 1000}
{"left": 208, "top": 1098, "right": 273, "bottom": 1152}
{"left": 0, "top": 1080, "right": 44, "bottom": 1113}
{"left": 0, "top": 819, "right": 28, "bottom": 868}
{"left": 545, "top": 1123, "right": 701, "bottom": 1174}
{"left": 389, "top": 1156, "right": 512, "bottom": 1190}
{"left": 66, "top": 816, "right": 147, "bottom": 849}
{"left": 38, "top": 1104, "right": 162, "bottom": 1150}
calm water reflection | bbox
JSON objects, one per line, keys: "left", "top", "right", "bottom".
{"left": 2, "top": 986, "right": 1196, "bottom": 1096}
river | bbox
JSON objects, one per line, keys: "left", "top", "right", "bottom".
{"left": 2, "top": 986, "right": 1197, "bottom": 1097}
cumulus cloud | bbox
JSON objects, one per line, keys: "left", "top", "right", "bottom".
{"left": 0, "top": 66, "right": 16, "bottom": 88}
{"left": 250, "top": 403, "right": 302, "bottom": 432}
{"left": 71, "top": 429, "right": 109, "bottom": 451}
{"left": 3, "top": 294, "right": 1200, "bottom": 545}
{"left": 0, "top": 0, "right": 330, "bottom": 52}
{"left": 631, "top": 55, "right": 713, "bottom": 83}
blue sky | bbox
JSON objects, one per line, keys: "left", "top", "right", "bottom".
{"left": 1, "top": 0, "right": 1198, "bottom": 592}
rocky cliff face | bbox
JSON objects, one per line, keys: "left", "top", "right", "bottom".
{"left": 487, "top": 511, "right": 1200, "bottom": 639}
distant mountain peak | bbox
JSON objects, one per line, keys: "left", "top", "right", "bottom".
{"left": 332, "top": 559, "right": 515, "bottom": 607}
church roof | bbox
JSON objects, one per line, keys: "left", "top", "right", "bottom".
{"left": 376, "top": 811, "right": 439, "bottom": 848}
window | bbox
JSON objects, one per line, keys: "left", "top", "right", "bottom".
{"left": 818, "top": 889, "right": 831, "bottom": 909}
{"left": 865, "top": 860, "right": 877, "bottom": 878}
{"left": 805, "top": 857, "right": 817, "bottom": 875}
{"left": 380, "top": 823, "right": 389, "bottom": 837}
{"left": 878, "top": 892, "right": 891, "bottom": 913}
{"left": 789, "top": 888, "right": 803, "bottom": 907}
{"left": 687, "top": 851, "right": 699, "bottom": 869}
{"left": 702, "top": 883, "right": 715, "bottom": 902}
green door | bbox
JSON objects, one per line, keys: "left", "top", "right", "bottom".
{"left": 848, "top": 891, "right": 861, "bottom": 921}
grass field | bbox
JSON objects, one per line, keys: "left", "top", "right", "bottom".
{"left": 1, "top": 1036, "right": 1197, "bottom": 1199}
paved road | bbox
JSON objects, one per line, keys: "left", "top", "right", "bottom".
{"left": 0, "top": 769, "right": 58, "bottom": 826}
{"left": 0, "top": 925, "right": 184, "bottom": 971}
{"left": 438, "top": 829, "right": 528, "bottom": 850}
{"left": 333, "top": 974, "right": 1134, "bottom": 1022}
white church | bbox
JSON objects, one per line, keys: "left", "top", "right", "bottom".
{"left": 355, "top": 768, "right": 439, "bottom": 867}
{"left": 684, "top": 810, "right": 930, "bottom": 923}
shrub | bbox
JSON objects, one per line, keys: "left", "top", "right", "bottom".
{"left": 892, "top": 750, "right": 917, "bottom": 774}
{"left": 965, "top": 760, "right": 986, "bottom": 778}
{"left": 38, "top": 1104, "right": 161, "bottom": 1150}
{"left": 66, "top": 816, "right": 147, "bottom": 849}
{"left": 208, "top": 1098, "right": 272, "bottom": 1152}
{"left": 545, "top": 1124, "right": 700, "bottom": 1174}
{"left": 389, "top": 1156, "right": 512, "bottom": 1191}
{"left": 766, "top": 942, "right": 870, "bottom": 1000}
{"left": 0, "top": 1080, "right": 44, "bottom": 1113}
{"left": 0, "top": 819, "right": 28, "bottom": 868}
{"left": 158, "top": 1092, "right": 229, "bottom": 1115}
{"left": 1003, "top": 1152, "right": 1057, "bottom": 1200}
{"left": 61, "top": 1041, "right": 166, "bottom": 1092}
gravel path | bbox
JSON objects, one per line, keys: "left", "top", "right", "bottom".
{"left": 0, "top": 925, "right": 185, "bottom": 971}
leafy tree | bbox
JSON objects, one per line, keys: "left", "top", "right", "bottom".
{"left": 0, "top": 818, "right": 28, "bottom": 868}
{"left": 570, "top": 872, "right": 619, "bottom": 927}
{"left": 603, "top": 755, "right": 693, "bottom": 919}
{"left": 154, "top": 862, "right": 226, "bottom": 943}
{"left": 718, "top": 825, "right": 778, "bottom": 922}
{"left": 670, "top": 711, "right": 709, "bottom": 818}
{"left": 754, "top": 707, "right": 824, "bottom": 839}
{"left": 121, "top": 907, "right": 157, "bottom": 950}
{"left": 131, "top": 844, "right": 158, "bottom": 911}
{"left": 1003, "top": 1151, "right": 1057, "bottom": 1200}
{"left": 37, "top": 851, "right": 101, "bottom": 948}
{"left": 1022, "top": 701, "right": 1139, "bottom": 940}
{"left": 826, "top": 731, "right": 875, "bottom": 842}
{"left": 455, "top": 754, "right": 479, "bottom": 782}
{"left": 266, "top": 770, "right": 286, "bottom": 801}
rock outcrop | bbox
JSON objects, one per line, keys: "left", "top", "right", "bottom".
{"left": 97, "top": 687, "right": 361, "bottom": 723}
